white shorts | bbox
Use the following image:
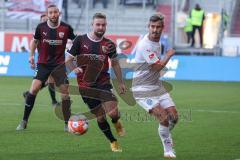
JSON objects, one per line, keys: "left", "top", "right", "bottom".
{"left": 136, "top": 93, "right": 175, "bottom": 112}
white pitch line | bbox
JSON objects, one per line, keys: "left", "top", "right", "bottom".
{"left": 0, "top": 102, "right": 49, "bottom": 107}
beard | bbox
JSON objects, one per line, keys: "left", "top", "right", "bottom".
{"left": 94, "top": 31, "right": 105, "bottom": 38}
{"left": 49, "top": 17, "right": 59, "bottom": 24}
{"left": 151, "top": 32, "right": 161, "bottom": 39}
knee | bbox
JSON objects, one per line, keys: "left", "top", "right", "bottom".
{"left": 108, "top": 107, "right": 119, "bottom": 119}
{"left": 30, "top": 86, "right": 41, "bottom": 95}
{"left": 61, "top": 94, "right": 70, "bottom": 100}
{"left": 96, "top": 115, "right": 106, "bottom": 123}
{"left": 151, "top": 107, "right": 168, "bottom": 124}
{"left": 168, "top": 111, "right": 179, "bottom": 124}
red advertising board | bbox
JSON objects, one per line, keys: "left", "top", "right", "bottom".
{"left": 3, "top": 32, "right": 140, "bottom": 54}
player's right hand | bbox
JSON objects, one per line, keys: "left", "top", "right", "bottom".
{"left": 166, "top": 49, "right": 175, "bottom": 57}
{"left": 73, "top": 67, "right": 83, "bottom": 74}
{"left": 29, "top": 56, "right": 35, "bottom": 69}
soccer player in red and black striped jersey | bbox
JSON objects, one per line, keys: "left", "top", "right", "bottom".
{"left": 16, "top": 5, "right": 76, "bottom": 131}
{"left": 66, "top": 13, "right": 126, "bottom": 152}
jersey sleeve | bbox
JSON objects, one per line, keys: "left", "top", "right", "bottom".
{"left": 67, "top": 36, "right": 81, "bottom": 57}
{"left": 108, "top": 41, "right": 118, "bottom": 59}
{"left": 136, "top": 43, "right": 159, "bottom": 64}
{"left": 33, "top": 24, "right": 41, "bottom": 40}
{"left": 68, "top": 25, "right": 76, "bottom": 40}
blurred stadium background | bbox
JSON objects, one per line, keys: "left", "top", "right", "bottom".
{"left": 0, "top": 0, "right": 240, "bottom": 160}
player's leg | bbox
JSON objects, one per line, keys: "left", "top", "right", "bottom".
{"left": 94, "top": 106, "right": 122, "bottom": 152}
{"left": 166, "top": 106, "right": 178, "bottom": 131}
{"left": 136, "top": 97, "right": 176, "bottom": 158}
{"left": 102, "top": 101, "right": 125, "bottom": 137}
{"left": 58, "top": 84, "right": 71, "bottom": 131}
{"left": 16, "top": 64, "right": 49, "bottom": 131}
{"left": 82, "top": 96, "right": 122, "bottom": 152}
{"left": 47, "top": 76, "right": 58, "bottom": 106}
{"left": 99, "top": 85, "right": 125, "bottom": 136}
{"left": 157, "top": 93, "right": 177, "bottom": 158}
{"left": 51, "top": 65, "right": 72, "bottom": 131}
{"left": 22, "top": 78, "right": 49, "bottom": 100}
{"left": 150, "top": 106, "right": 176, "bottom": 158}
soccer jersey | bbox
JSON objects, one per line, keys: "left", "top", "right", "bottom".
{"left": 34, "top": 21, "right": 75, "bottom": 66}
{"left": 132, "top": 34, "right": 167, "bottom": 98}
{"left": 67, "top": 34, "right": 117, "bottom": 87}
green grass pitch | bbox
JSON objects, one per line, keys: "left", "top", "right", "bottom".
{"left": 0, "top": 76, "right": 240, "bottom": 160}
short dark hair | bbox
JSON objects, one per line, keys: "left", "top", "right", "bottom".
{"left": 40, "top": 13, "right": 46, "bottom": 19}
{"left": 93, "top": 13, "right": 106, "bottom": 20}
{"left": 149, "top": 14, "right": 164, "bottom": 23}
{"left": 47, "top": 4, "right": 59, "bottom": 11}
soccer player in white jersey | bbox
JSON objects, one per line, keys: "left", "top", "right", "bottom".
{"left": 132, "top": 14, "right": 178, "bottom": 158}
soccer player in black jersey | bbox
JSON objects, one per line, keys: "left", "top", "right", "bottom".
{"left": 23, "top": 13, "right": 60, "bottom": 107}
{"left": 66, "top": 13, "right": 126, "bottom": 152}
{"left": 16, "top": 5, "right": 76, "bottom": 131}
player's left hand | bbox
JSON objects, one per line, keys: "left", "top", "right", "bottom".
{"left": 118, "top": 82, "right": 127, "bottom": 94}
{"left": 29, "top": 55, "right": 35, "bottom": 69}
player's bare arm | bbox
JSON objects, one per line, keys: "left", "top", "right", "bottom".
{"left": 29, "top": 39, "right": 39, "bottom": 69}
{"left": 111, "top": 58, "right": 126, "bottom": 94}
{"left": 150, "top": 48, "right": 175, "bottom": 71}
{"left": 65, "top": 54, "right": 82, "bottom": 74}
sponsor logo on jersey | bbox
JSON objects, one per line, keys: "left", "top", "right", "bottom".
{"left": 43, "top": 39, "right": 63, "bottom": 45}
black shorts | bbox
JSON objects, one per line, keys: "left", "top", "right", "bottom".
{"left": 34, "top": 64, "right": 69, "bottom": 86}
{"left": 79, "top": 84, "right": 117, "bottom": 110}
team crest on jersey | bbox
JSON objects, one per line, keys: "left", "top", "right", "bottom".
{"left": 59, "top": 32, "right": 64, "bottom": 38}
{"left": 102, "top": 46, "right": 108, "bottom": 54}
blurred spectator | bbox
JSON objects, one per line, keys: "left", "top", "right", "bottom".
{"left": 93, "top": 0, "right": 108, "bottom": 9}
{"left": 62, "top": 0, "right": 68, "bottom": 21}
{"left": 222, "top": 9, "right": 229, "bottom": 32}
{"left": 20, "top": 46, "right": 27, "bottom": 53}
{"left": 119, "top": 0, "right": 155, "bottom": 6}
{"left": 184, "top": 16, "right": 193, "bottom": 44}
{"left": 190, "top": 3, "right": 205, "bottom": 48}
{"left": 73, "top": 0, "right": 83, "bottom": 8}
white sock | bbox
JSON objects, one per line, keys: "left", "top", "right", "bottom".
{"left": 158, "top": 124, "right": 173, "bottom": 152}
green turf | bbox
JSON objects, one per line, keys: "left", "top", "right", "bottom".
{"left": 0, "top": 77, "right": 240, "bottom": 160}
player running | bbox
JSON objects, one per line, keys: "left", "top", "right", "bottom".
{"left": 66, "top": 13, "right": 126, "bottom": 152}
{"left": 132, "top": 14, "right": 178, "bottom": 158}
{"left": 16, "top": 5, "right": 76, "bottom": 131}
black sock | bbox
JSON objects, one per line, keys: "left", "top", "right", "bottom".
{"left": 97, "top": 120, "right": 117, "bottom": 143}
{"left": 23, "top": 93, "right": 36, "bottom": 121}
{"left": 111, "top": 116, "right": 120, "bottom": 124}
{"left": 61, "top": 98, "right": 71, "bottom": 124}
{"left": 48, "top": 83, "right": 57, "bottom": 103}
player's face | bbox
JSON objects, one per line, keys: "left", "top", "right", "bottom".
{"left": 40, "top": 15, "right": 48, "bottom": 23}
{"left": 47, "top": 7, "right": 60, "bottom": 24}
{"left": 148, "top": 20, "right": 164, "bottom": 41}
{"left": 92, "top": 18, "right": 107, "bottom": 38}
